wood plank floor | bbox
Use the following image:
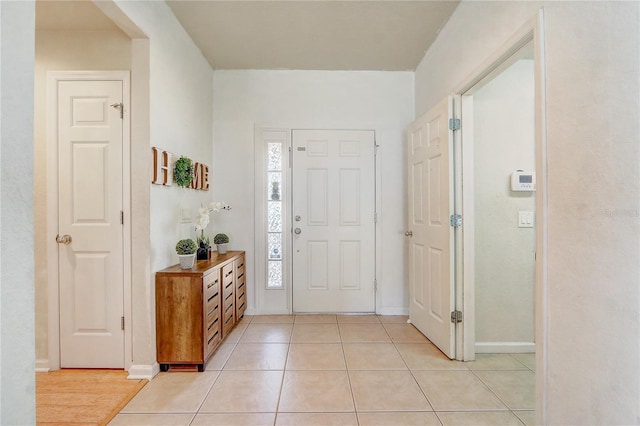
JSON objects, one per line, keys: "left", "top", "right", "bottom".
{"left": 37, "top": 369, "right": 147, "bottom": 426}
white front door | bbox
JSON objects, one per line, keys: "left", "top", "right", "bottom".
{"left": 407, "top": 97, "right": 456, "bottom": 358}
{"left": 292, "top": 130, "right": 376, "bottom": 313}
{"left": 57, "top": 79, "right": 125, "bottom": 368}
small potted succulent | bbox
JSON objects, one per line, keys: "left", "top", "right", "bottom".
{"left": 213, "top": 233, "right": 229, "bottom": 254}
{"left": 175, "top": 238, "right": 197, "bottom": 269}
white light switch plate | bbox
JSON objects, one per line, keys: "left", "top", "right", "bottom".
{"left": 180, "top": 208, "right": 192, "bottom": 222}
{"left": 518, "top": 211, "right": 535, "bottom": 228}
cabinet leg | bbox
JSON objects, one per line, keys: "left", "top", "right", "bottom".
{"left": 160, "top": 364, "right": 169, "bottom": 372}
{"left": 197, "top": 364, "right": 205, "bottom": 372}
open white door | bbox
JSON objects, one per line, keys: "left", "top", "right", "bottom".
{"left": 292, "top": 130, "right": 376, "bottom": 313}
{"left": 407, "top": 96, "right": 456, "bottom": 358}
{"left": 57, "top": 79, "right": 125, "bottom": 368}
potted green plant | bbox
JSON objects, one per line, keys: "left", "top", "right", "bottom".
{"left": 213, "top": 233, "right": 229, "bottom": 254}
{"left": 175, "top": 238, "right": 197, "bottom": 269}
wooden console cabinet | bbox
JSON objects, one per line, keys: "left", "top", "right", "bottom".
{"left": 155, "top": 251, "right": 246, "bottom": 372}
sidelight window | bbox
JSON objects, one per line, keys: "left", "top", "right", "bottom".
{"left": 266, "top": 142, "right": 284, "bottom": 288}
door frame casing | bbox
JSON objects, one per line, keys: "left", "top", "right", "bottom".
{"left": 453, "top": 10, "right": 547, "bottom": 422}
{"left": 46, "top": 70, "right": 132, "bottom": 371}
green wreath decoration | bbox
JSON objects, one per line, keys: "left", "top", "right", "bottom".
{"left": 173, "top": 156, "right": 194, "bottom": 188}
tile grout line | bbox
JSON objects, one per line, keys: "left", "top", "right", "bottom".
{"left": 192, "top": 315, "right": 251, "bottom": 421}
{"left": 467, "top": 367, "right": 527, "bottom": 424}
{"left": 336, "top": 318, "right": 361, "bottom": 425}
{"left": 272, "top": 317, "right": 295, "bottom": 425}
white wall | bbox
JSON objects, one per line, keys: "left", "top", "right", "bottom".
{"left": 105, "top": 0, "right": 214, "bottom": 372}
{"left": 473, "top": 60, "right": 535, "bottom": 346}
{"left": 416, "top": 1, "right": 639, "bottom": 423}
{"left": 212, "top": 70, "right": 414, "bottom": 315}
{"left": 33, "top": 28, "right": 132, "bottom": 369}
{"left": 0, "top": 1, "right": 35, "bottom": 423}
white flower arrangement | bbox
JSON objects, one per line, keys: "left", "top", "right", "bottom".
{"left": 194, "top": 201, "right": 231, "bottom": 250}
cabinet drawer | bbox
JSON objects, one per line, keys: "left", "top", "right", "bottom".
{"left": 206, "top": 302, "right": 220, "bottom": 330}
{"left": 235, "top": 277, "right": 247, "bottom": 318}
{"left": 204, "top": 271, "right": 220, "bottom": 296}
{"left": 205, "top": 282, "right": 220, "bottom": 312}
{"left": 204, "top": 269, "right": 219, "bottom": 287}
{"left": 206, "top": 317, "right": 221, "bottom": 355}
{"left": 222, "top": 303, "right": 235, "bottom": 336}
{"left": 222, "top": 263, "right": 234, "bottom": 285}
{"left": 235, "top": 260, "right": 245, "bottom": 282}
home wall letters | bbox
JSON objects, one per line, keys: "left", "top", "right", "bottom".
{"left": 151, "top": 147, "right": 209, "bottom": 190}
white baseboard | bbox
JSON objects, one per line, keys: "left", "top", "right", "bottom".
{"left": 36, "top": 358, "right": 51, "bottom": 373}
{"left": 475, "top": 342, "right": 536, "bottom": 353}
{"left": 377, "top": 307, "right": 409, "bottom": 316}
{"left": 127, "top": 363, "right": 159, "bottom": 380}
{"left": 247, "top": 308, "right": 411, "bottom": 316}
{"left": 255, "top": 309, "right": 292, "bottom": 315}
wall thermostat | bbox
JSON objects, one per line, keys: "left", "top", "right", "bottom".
{"left": 511, "top": 170, "right": 536, "bottom": 192}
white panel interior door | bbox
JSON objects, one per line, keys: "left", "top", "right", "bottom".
{"left": 407, "top": 97, "right": 456, "bottom": 358}
{"left": 58, "top": 80, "right": 124, "bottom": 368}
{"left": 292, "top": 130, "right": 375, "bottom": 313}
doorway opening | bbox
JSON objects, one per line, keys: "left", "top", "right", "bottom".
{"left": 407, "top": 10, "right": 547, "bottom": 422}
{"left": 462, "top": 42, "right": 536, "bottom": 356}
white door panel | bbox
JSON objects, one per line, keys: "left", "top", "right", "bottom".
{"left": 408, "top": 97, "right": 455, "bottom": 358}
{"left": 58, "top": 80, "right": 124, "bottom": 368}
{"left": 292, "top": 130, "right": 375, "bottom": 313}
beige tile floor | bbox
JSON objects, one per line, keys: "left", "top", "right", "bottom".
{"left": 111, "top": 315, "right": 535, "bottom": 426}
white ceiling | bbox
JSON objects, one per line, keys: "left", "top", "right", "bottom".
{"left": 36, "top": 0, "right": 460, "bottom": 71}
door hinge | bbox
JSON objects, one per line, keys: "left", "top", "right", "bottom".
{"left": 121, "top": 316, "right": 125, "bottom": 330}
{"left": 450, "top": 214, "right": 462, "bottom": 228}
{"left": 110, "top": 102, "right": 124, "bottom": 119}
{"left": 120, "top": 210, "right": 124, "bottom": 225}
{"left": 449, "top": 118, "right": 460, "bottom": 131}
{"left": 450, "top": 310, "right": 463, "bottom": 323}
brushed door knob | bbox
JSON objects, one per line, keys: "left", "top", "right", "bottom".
{"left": 56, "top": 234, "right": 72, "bottom": 245}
